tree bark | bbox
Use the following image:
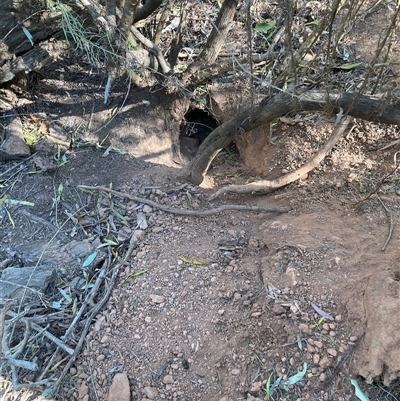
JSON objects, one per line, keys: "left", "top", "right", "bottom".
{"left": 188, "top": 91, "right": 400, "bottom": 185}
{"left": 182, "top": 0, "right": 238, "bottom": 87}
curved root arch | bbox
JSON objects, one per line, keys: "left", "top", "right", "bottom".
{"left": 187, "top": 91, "right": 400, "bottom": 196}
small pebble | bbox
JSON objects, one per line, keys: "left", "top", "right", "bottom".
{"left": 327, "top": 348, "right": 337, "bottom": 357}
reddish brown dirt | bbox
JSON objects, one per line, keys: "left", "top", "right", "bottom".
{"left": 1, "top": 1, "right": 400, "bottom": 401}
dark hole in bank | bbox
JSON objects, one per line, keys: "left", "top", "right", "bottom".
{"left": 179, "top": 108, "right": 219, "bottom": 158}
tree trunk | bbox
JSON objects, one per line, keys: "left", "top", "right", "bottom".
{"left": 0, "top": 0, "right": 67, "bottom": 84}
{"left": 188, "top": 91, "right": 400, "bottom": 185}
{"left": 182, "top": 0, "right": 238, "bottom": 87}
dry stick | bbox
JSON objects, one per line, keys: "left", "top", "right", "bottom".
{"left": 377, "top": 195, "right": 394, "bottom": 252}
{"left": 6, "top": 311, "right": 74, "bottom": 355}
{"left": 0, "top": 302, "right": 11, "bottom": 356}
{"left": 50, "top": 265, "right": 119, "bottom": 395}
{"left": 77, "top": 186, "right": 292, "bottom": 214}
{"left": 209, "top": 116, "right": 352, "bottom": 200}
{"left": 362, "top": 160, "right": 400, "bottom": 202}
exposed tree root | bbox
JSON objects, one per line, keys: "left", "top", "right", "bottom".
{"left": 209, "top": 116, "right": 352, "bottom": 200}
{"left": 188, "top": 91, "right": 400, "bottom": 185}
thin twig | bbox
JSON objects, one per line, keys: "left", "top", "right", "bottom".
{"left": 361, "top": 161, "right": 400, "bottom": 202}
{"left": 377, "top": 194, "right": 394, "bottom": 251}
{"left": 50, "top": 262, "right": 120, "bottom": 395}
{"left": 0, "top": 154, "right": 35, "bottom": 179}
{"left": 6, "top": 310, "right": 74, "bottom": 355}
{"left": 77, "top": 185, "right": 292, "bottom": 215}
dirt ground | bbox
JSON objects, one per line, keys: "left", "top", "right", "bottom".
{"left": 1, "top": 1, "right": 400, "bottom": 401}
{"left": 1, "top": 55, "right": 400, "bottom": 401}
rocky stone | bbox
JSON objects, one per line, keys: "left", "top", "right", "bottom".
{"left": 133, "top": 229, "right": 145, "bottom": 241}
{"left": 326, "top": 348, "right": 337, "bottom": 357}
{"left": 150, "top": 294, "right": 165, "bottom": 304}
{"left": 272, "top": 304, "right": 286, "bottom": 315}
{"left": 162, "top": 374, "right": 174, "bottom": 384}
{"left": 250, "top": 381, "right": 262, "bottom": 393}
{"left": 298, "top": 323, "right": 310, "bottom": 333}
{"left": 143, "top": 205, "right": 152, "bottom": 213}
{"left": 319, "top": 356, "right": 331, "bottom": 369}
{"left": 78, "top": 382, "right": 89, "bottom": 399}
{"left": 107, "top": 373, "right": 130, "bottom": 401}
{"left": 0, "top": 264, "right": 57, "bottom": 301}
{"left": 142, "top": 386, "right": 158, "bottom": 399}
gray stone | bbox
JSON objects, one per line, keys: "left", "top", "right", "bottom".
{"left": 0, "top": 264, "right": 57, "bottom": 301}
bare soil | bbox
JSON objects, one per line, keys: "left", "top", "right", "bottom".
{"left": 1, "top": 2, "right": 400, "bottom": 401}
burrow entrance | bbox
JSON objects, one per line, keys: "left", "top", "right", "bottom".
{"left": 179, "top": 108, "right": 219, "bottom": 158}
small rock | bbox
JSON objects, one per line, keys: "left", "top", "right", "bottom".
{"left": 327, "top": 348, "right": 337, "bottom": 357}
{"left": 335, "top": 315, "right": 342, "bottom": 322}
{"left": 250, "top": 381, "right": 262, "bottom": 393}
{"left": 107, "top": 373, "right": 130, "bottom": 401}
{"left": 152, "top": 226, "right": 163, "bottom": 233}
{"left": 145, "top": 316, "right": 152, "bottom": 323}
{"left": 313, "top": 354, "right": 320, "bottom": 365}
{"left": 78, "top": 382, "right": 89, "bottom": 399}
{"left": 70, "top": 367, "right": 77, "bottom": 375}
{"left": 319, "top": 356, "right": 331, "bottom": 369}
{"left": 100, "top": 335, "right": 109, "bottom": 343}
{"left": 231, "top": 368, "right": 240, "bottom": 375}
{"left": 162, "top": 375, "right": 174, "bottom": 384}
{"left": 319, "top": 373, "right": 327, "bottom": 382}
{"left": 143, "top": 205, "right": 152, "bottom": 213}
{"left": 142, "top": 386, "right": 158, "bottom": 400}
{"left": 150, "top": 294, "right": 165, "bottom": 304}
{"left": 133, "top": 230, "right": 145, "bottom": 241}
{"left": 298, "top": 323, "right": 310, "bottom": 333}
{"left": 314, "top": 341, "right": 323, "bottom": 349}
{"left": 272, "top": 304, "right": 286, "bottom": 315}
{"left": 171, "top": 363, "right": 179, "bottom": 370}
{"left": 350, "top": 335, "right": 358, "bottom": 342}
{"left": 251, "top": 312, "right": 262, "bottom": 317}
{"left": 218, "top": 309, "right": 225, "bottom": 315}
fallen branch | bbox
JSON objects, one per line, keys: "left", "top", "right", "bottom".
{"left": 209, "top": 116, "right": 352, "bottom": 199}
{"left": 49, "top": 250, "right": 118, "bottom": 395}
{"left": 77, "top": 185, "right": 292, "bottom": 215}
{"left": 377, "top": 195, "right": 394, "bottom": 252}
{"left": 6, "top": 311, "right": 74, "bottom": 355}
